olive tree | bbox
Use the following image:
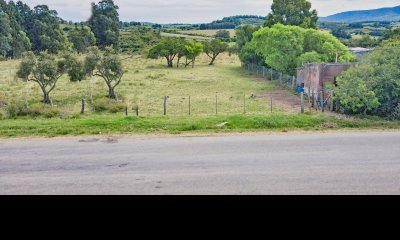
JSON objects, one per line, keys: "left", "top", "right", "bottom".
{"left": 16, "top": 52, "right": 68, "bottom": 104}
{"left": 203, "top": 39, "right": 228, "bottom": 65}
{"left": 183, "top": 42, "right": 203, "bottom": 68}
{"left": 84, "top": 47, "right": 124, "bottom": 99}
{"left": 148, "top": 38, "right": 185, "bottom": 68}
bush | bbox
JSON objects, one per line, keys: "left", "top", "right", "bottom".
{"left": 0, "top": 55, "right": 6, "bottom": 61}
{"left": 93, "top": 99, "right": 126, "bottom": 113}
{"left": 5, "top": 100, "right": 60, "bottom": 118}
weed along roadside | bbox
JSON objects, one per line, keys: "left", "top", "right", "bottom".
{"left": 0, "top": 113, "right": 399, "bottom": 138}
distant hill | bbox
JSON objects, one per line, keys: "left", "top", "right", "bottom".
{"left": 199, "top": 15, "right": 266, "bottom": 30}
{"left": 320, "top": 6, "right": 400, "bottom": 23}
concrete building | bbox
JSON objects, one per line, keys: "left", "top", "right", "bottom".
{"left": 297, "top": 63, "right": 353, "bottom": 96}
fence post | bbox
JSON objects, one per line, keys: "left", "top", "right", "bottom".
{"left": 215, "top": 93, "right": 218, "bottom": 115}
{"left": 81, "top": 98, "right": 85, "bottom": 114}
{"left": 244, "top": 94, "right": 246, "bottom": 114}
{"left": 125, "top": 105, "right": 128, "bottom": 116}
{"left": 164, "top": 96, "right": 168, "bottom": 115}
{"left": 292, "top": 76, "right": 296, "bottom": 90}
{"left": 270, "top": 69, "right": 273, "bottom": 81}
{"left": 301, "top": 92, "right": 305, "bottom": 113}
{"left": 322, "top": 91, "right": 325, "bottom": 113}
{"left": 330, "top": 91, "right": 334, "bottom": 112}
{"left": 270, "top": 97, "right": 273, "bottom": 113}
{"left": 136, "top": 105, "right": 139, "bottom": 116}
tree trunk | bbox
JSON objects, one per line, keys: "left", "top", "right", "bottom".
{"left": 108, "top": 87, "right": 116, "bottom": 99}
{"left": 43, "top": 92, "right": 51, "bottom": 104}
{"left": 177, "top": 57, "right": 181, "bottom": 68}
{"left": 192, "top": 59, "right": 195, "bottom": 68}
{"left": 168, "top": 59, "right": 173, "bottom": 68}
{"left": 209, "top": 55, "right": 217, "bottom": 65}
{"left": 40, "top": 86, "right": 51, "bottom": 104}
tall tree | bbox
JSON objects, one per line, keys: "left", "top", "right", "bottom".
{"left": 204, "top": 39, "right": 228, "bottom": 65}
{"left": 25, "top": 5, "right": 67, "bottom": 54}
{"left": 0, "top": 13, "right": 12, "bottom": 58}
{"left": 236, "top": 25, "right": 260, "bottom": 52}
{"left": 88, "top": 0, "right": 120, "bottom": 49}
{"left": 265, "top": 0, "right": 318, "bottom": 29}
{"left": 68, "top": 25, "right": 96, "bottom": 54}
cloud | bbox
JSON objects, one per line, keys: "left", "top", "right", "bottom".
{"left": 21, "top": 0, "right": 400, "bottom": 23}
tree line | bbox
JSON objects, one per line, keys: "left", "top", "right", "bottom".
{"left": 148, "top": 38, "right": 229, "bottom": 68}
{"left": 0, "top": 0, "right": 119, "bottom": 59}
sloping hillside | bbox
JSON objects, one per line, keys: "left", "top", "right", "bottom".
{"left": 320, "top": 6, "right": 400, "bottom": 23}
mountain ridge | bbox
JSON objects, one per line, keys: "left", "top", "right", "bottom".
{"left": 320, "top": 5, "right": 400, "bottom": 23}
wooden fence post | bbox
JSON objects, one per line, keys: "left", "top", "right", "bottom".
{"left": 270, "top": 69, "right": 273, "bottom": 81}
{"left": 164, "top": 96, "right": 168, "bottom": 115}
{"left": 330, "top": 91, "right": 334, "bottom": 112}
{"left": 270, "top": 97, "right": 273, "bottom": 113}
{"left": 301, "top": 92, "right": 305, "bottom": 113}
{"left": 292, "top": 76, "right": 296, "bottom": 90}
{"left": 215, "top": 93, "right": 218, "bottom": 115}
{"left": 244, "top": 94, "right": 246, "bottom": 114}
{"left": 81, "top": 98, "right": 85, "bottom": 114}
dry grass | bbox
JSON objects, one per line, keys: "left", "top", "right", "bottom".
{"left": 179, "top": 29, "right": 237, "bottom": 37}
{"left": 0, "top": 53, "right": 275, "bottom": 118}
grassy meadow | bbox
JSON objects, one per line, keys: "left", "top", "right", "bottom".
{"left": 0, "top": 53, "right": 273, "bottom": 117}
{"left": 0, "top": 53, "right": 399, "bottom": 137}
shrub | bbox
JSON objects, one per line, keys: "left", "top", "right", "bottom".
{"left": 93, "top": 99, "right": 126, "bottom": 113}
{"left": 5, "top": 100, "right": 60, "bottom": 118}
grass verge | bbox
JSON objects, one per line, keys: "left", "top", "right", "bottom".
{"left": 0, "top": 113, "right": 399, "bottom": 138}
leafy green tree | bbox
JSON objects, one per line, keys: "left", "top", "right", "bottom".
{"left": 0, "top": 13, "right": 12, "bottom": 58}
{"left": 25, "top": 5, "right": 67, "bottom": 54}
{"left": 68, "top": 25, "right": 96, "bottom": 54}
{"left": 16, "top": 52, "right": 68, "bottom": 104}
{"left": 203, "top": 39, "right": 229, "bottom": 65}
{"left": 148, "top": 38, "right": 185, "bottom": 68}
{"left": 183, "top": 42, "right": 203, "bottom": 68}
{"left": 336, "top": 47, "right": 400, "bottom": 117}
{"left": 88, "top": 0, "right": 120, "bottom": 49}
{"left": 265, "top": 0, "right": 318, "bottom": 29}
{"left": 236, "top": 25, "right": 260, "bottom": 52}
{"left": 63, "top": 53, "right": 86, "bottom": 82}
{"left": 250, "top": 24, "right": 355, "bottom": 74}
{"left": 296, "top": 51, "right": 325, "bottom": 66}
{"left": 335, "top": 70, "right": 380, "bottom": 115}
{"left": 0, "top": 2, "right": 31, "bottom": 58}
{"left": 84, "top": 47, "right": 124, "bottom": 99}
{"left": 215, "top": 30, "right": 230, "bottom": 42}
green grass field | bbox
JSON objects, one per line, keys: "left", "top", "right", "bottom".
{"left": 179, "top": 29, "right": 236, "bottom": 37}
{"left": 0, "top": 54, "right": 273, "bottom": 118}
{"left": 0, "top": 53, "right": 399, "bottom": 137}
{"left": 160, "top": 32, "right": 211, "bottom": 40}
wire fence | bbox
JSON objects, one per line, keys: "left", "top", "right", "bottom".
{"left": 242, "top": 62, "right": 342, "bottom": 113}
{"left": 242, "top": 62, "right": 297, "bottom": 90}
{"left": 75, "top": 93, "right": 276, "bottom": 117}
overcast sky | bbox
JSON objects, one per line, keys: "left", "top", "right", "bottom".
{"left": 21, "top": 0, "right": 400, "bottom": 23}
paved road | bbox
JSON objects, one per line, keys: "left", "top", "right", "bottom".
{"left": 1, "top": 132, "right": 400, "bottom": 195}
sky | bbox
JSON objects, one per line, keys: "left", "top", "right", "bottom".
{"left": 21, "top": 0, "right": 400, "bottom": 23}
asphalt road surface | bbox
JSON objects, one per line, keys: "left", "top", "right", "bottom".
{"left": 1, "top": 131, "right": 400, "bottom": 195}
